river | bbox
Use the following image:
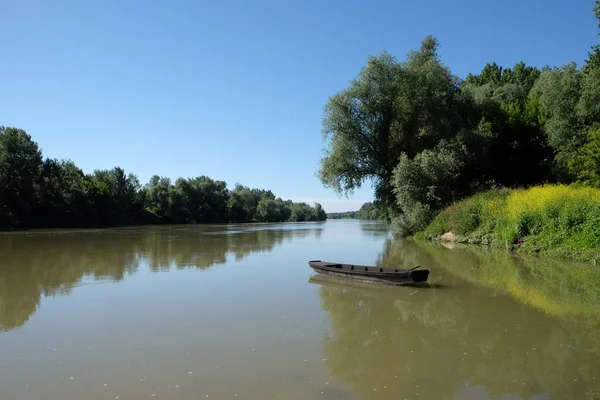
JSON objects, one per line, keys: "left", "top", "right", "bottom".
{"left": 0, "top": 220, "right": 599, "bottom": 400}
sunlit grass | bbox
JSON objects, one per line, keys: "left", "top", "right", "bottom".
{"left": 419, "top": 184, "right": 600, "bottom": 261}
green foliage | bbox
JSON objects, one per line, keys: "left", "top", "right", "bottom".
{"left": 319, "top": 2, "right": 600, "bottom": 237}
{"left": 419, "top": 185, "right": 600, "bottom": 261}
{"left": 327, "top": 202, "right": 384, "bottom": 220}
{"left": 578, "top": 68, "right": 600, "bottom": 124}
{"left": 464, "top": 62, "right": 552, "bottom": 186}
{"left": 530, "top": 63, "right": 584, "bottom": 178}
{"left": 390, "top": 202, "right": 434, "bottom": 237}
{"left": 0, "top": 127, "right": 327, "bottom": 230}
{"left": 318, "top": 36, "right": 465, "bottom": 209}
{"left": 35, "top": 159, "right": 91, "bottom": 227}
{"left": 318, "top": 51, "right": 401, "bottom": 205}
{"left": 256, "top": 198, "right": 292, "bottom": 222}
{"left": 314, "top": 203, "right": 327, "bottom": 221}
{"left": 289, "top": 202, "right": 324, "bottom": 222}
{"left": 87, "top": 167, "right": 143, "bottom": 225}
{"left": 0, "top": 127, "right": 43, "bottom": 228}
{"left": 226, "top": 184, "right": 277, "bottom": 223}
{"left": 318, "top": 37, "right": 559, "bottom": 237}
{"left": 228, "top": 184, "right": 257, "bottom": 222}
{"left": 172, "top": 176, "right": 229, "bottom": 223}
{"left": 393, "top": 145, "right": 465, "bottom": 210}
{"left": 570, "top": 128, "right": 600, "bottom": 186}
{"left": 145, "top": 175, "right": 173, "bottom": 221}
{"left": 390, "top": 145, "right": 465, "bottom": 236}
{"left": 356, "top": 201, "right": 383, "bottom": 220}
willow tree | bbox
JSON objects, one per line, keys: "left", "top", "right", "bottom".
{"left": 317, "top": 36, "right": 466, "bottom": 215}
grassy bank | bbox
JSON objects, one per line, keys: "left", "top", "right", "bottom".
{"left": 417, "top": 184, "right": 600, "bottom": 261}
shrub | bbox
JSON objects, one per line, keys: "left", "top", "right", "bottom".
{"left": 419, "top": 184, "right": 600, "bottom": 260}
{"left": 391, "top": 202, "right": 434, "bottom": 237}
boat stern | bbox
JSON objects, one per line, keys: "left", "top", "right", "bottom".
{"left": 411, "top": 269, "right": 430, "bottom": 283}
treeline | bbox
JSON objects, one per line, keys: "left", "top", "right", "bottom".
{"left": 318, "top": 1, "right": 600, "bottom": 236}
{"left": 327, "top": 202, "right": 384, "bottom": 220}
{"left": 0, "top": 128, "right": 326, "bottom": 230}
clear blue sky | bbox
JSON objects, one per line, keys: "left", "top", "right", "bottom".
{"left": 1, "top": 0, "right": 597, "bottom": 212}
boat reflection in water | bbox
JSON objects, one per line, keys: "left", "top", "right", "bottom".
{"left": 309, "top": 238, "right": 600, "bottom": 400}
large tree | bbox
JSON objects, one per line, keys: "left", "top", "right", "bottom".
{"left": 318, "top": 36, "right": 466, "bottom": 214}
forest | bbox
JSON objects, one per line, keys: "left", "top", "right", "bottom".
{"left": 327, "top": 202, "right": 384, "bottom": 220}
{"left": 318, "top": 1, "right": 600, "bottom": 237}
{"left": 0, "top": 128, "right": 326, "bottom": 230}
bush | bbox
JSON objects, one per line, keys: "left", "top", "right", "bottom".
{"left": 419, "top": 184, "right": 600, "bottom": 260}
{"left": 391, "top": 202, "right": 434, "bottom": 236}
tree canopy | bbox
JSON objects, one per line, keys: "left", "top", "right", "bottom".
{"left": 318, "top": 1, "right": 600, "bottom": 235}
{"left": 0, "top": 129, "right": 327, "bottom": 230}
{"left": 327, "top": 202, "right": 384, "bottom": 220}
{"left": 319, "top": 36, "right": 467, "bottom": 216}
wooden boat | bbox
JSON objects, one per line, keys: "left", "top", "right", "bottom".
{"left": 308, "top": 260, "right": 429, "bottom": 286}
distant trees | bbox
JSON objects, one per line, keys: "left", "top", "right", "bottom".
{"left": 87, "top": 167, "right": 144, "bottom": 226}
{"left": 318, "top": 1, "right": 600, "bottom": 236}
{"left": 36, "top": 159, "right": 92, "bottom": 227}
{"left": 255, "top": 198, "right": 288, "bottom": 222}
{"left": 327, "top": 202, "right": 384, "bottom": 220}
{"left": 227, "top": 185, "right": 275, "bottom": 223}
{"left": 0, "top": 129, "right": 327, "bottom": 230}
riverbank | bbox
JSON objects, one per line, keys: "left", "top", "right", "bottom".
{"left": 416, "top": 184, "right": 600, "bottom": 261}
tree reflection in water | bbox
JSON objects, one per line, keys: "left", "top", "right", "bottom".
{"left": 0, "top": 224, "right": 322, "bottom": 332}
{"left": 314, "top": 238, "right": 600, "bottom": 400}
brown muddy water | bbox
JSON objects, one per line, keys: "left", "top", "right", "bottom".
{"left": 1, "top": 220, "right": 599, "bottom": 400}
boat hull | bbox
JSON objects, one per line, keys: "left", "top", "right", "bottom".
{"left": 308, "top": 261, "right": 429, "bottom": 286}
